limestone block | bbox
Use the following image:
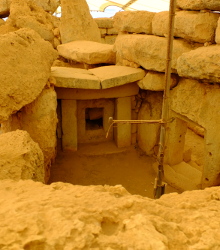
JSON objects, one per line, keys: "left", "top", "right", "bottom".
{"left": 153, "top": 11, "right": 219, "bottom": 43}
{"left": 174, "top": 11, "right": 219, "bottom": 43}
{"left": 55, "top": 83, "right": 139, "bottom": 100}
{"left": 176, "top": 0, "right": 220, "bottom": 11}
{"left": 99, "top": 28, "right": 107, "bottom": 37}
{"left": 0, "top": 0, "right": 59, "bottom": 17}
{"left": 104, "top": 35, "right": 117, "bottom": 45}
{"left": 137, "top": 71, "right": 178, "bottom": 91}
{"left": 114, "top": 97, "right": 131, "bottom": 148}
{"left": 215, "top": 17, "right": 220, "bottom": 44}
{"left": 19, "top": 87, "right": 58, "bottom": 183}
{"left": 0, "top": 28, "right": 57, "bottom": 123}
{"left": 170, "top": 78, "right": 220, "bottom": 187}
{"left": 57, "top": 40, "right": 116, "bottom": 65}
{"left": 95, "top": 18, "right": 114, "bottom": 28}
{"left": 177, "top": 45, "right": 220, "bottom": 82}
{"left": 51, "top": 67, "right": 101, "bottom": 89}
{"left": 152, "top": 11, "right": 169, "bottom": 37}
{"left": 107, "top": 27, "right": 118, "bottom": 35}
{"left": 114, "top": 34, "right": 198, "bottom": 72}
{"left": 89, "top": 65, "right": 145, "bottom": 89}
{"left": 113, "top": 11, "right": 155, "bottom": 34}
{"left": 62, "top": 100, "right": 77, "bottom": 151}
{"left": 0, "top": 130, "right": 44, "bottom": 182}
{"left": 137, "top": 92, "right": 163, "bottom": 155}
{"left": 60, "top": 0, "right": 101, "bottom": 43}
{"left": 8, "top": 0, "right": 55, "bottom": 42}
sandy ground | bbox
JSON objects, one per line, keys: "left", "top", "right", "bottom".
{"left": 49, "top": 142, "right": 179, "bottom": 198}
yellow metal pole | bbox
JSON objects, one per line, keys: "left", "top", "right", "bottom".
{"left": 154, "top": 0, "right": 177, "bottom": 199}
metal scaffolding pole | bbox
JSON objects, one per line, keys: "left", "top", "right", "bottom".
{"left": 153, "top": 0, "right": 177, "bottom": 199}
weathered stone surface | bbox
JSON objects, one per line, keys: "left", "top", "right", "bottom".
{"left": 113, "top": 11, "right": 155, "bottom": 34}
{"left": 104, "top": 35, "right": 117, "bottom": 45}
{"left": 170, "top": 78, "right": 220, "bottom": 186}
{"left": 8, "top": 0, "right": 55, "bottom": 42}
{"left": 95, "top": 17, "right": 114, "bottom": 28}
{"left": 20, "top": 87, "right": 57, "bottom": 182}
{"left": 137, "top": 71, "right": 178, "bottom": 91}
{"left": 153, "top": 10, "right": 219, "bottom": 43}
{"left": 57, "top": 40, "right": 116, "bottom": 64}
{"left": 0, "top": 23, "right": 17, "bottom": 34}
{"left": 0, "top": 130, "right": 44, "bottom": 182}
{"left": 60, "top": 0, "right": 101, "bottom": 43}
{"left": 0, "top": 28, "right": 57, "bottom": 122}
{"left": 177, "top": 0, "right": 220, "bottom": 11}
{"left": 215, "top": 17, "right": 220, "bottom": 44}
{"left": 177, "top": 45, "right": 220, "bottom": 82}
{"left": 114, "top": 34, "right": 198, "bottom": 72}
{"left": 0, "top": 18, "right": 5, "bottom": 25}
{"left": 0, "top": 0, "right": 60, "bottom": 17}
{"left": 0, "top": 0, "right": 10, "bottom": 17}
{"left": 137, "top": 91, "right": 163, "bottom": 155}
{"left": 51, "top": 67, "right": 101, "bottom": 89}
{"left": 89, "top": 65, "right": 145, "bottom": 89}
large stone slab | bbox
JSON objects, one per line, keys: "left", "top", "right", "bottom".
{"left": 57, "top": 40, "right": 116, "bottom": 64}
{"left": 177, "top": 45, "right": 220, "bottom": 82}
{"left": 170, "top": 78, "right": 220, "bottom": 187}
{"left": 8, "top": 0, "right": 55, "bottom": 42}
{"left": 60, "top": 0, "right": 101, "bottom": 43}
{"left": 152, "top": 10, "right": 219, "bottom": 43}
{"left": 89, "top": 65, "right": 145, "bottom": 89}
{"left": 215, "top": 17, "right": 220, "bottom": 44}
{"left": 51, "top": 67, "right": 101, "bottom": 89}
{"left": 0, "top": 130, "right": 44, "bottom": 182}
{"left": 114, "top": 34, "right": 198, "bottom": 73}
{"left": 0, "top": 28, "right": 57, "bottom": 123}
{"left": 177, "top": 0, "right": 220, "bottom": 11}
{"left": 113, "top": 11, "right": 155, "bottom": 34}
{"left": 137, "top": 71, "right": 178, "bottom": 91}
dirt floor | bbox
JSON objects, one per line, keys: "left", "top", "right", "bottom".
{"left": 49, "top": 141, "right": 179, "bottom": 198}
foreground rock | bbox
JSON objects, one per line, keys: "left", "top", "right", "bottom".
{"left": 177, "top": 45, "right": 220, "bottom": 82}
{"left": 0, "top": 28, "right": 57, "bottom": 122}
{"left": 0, "top": 131, "right": 44, "bottom": 182}
{"left": 114, "top": 34, "right": 198, "bottom": 72}
{"left": 57, "top": 40, "right": 116, "bottom": 64}
{"left": 0, "top": 180, "right": 220, "bottom": 249}
{"left": 60, "top": 0, "right": 101, "bottom": 43}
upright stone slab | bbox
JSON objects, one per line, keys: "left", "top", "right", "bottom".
{"left": 62, "top": 100, "right": 77, "bottom": 151}
{"left": 114, "top": 97, "right": 131, "bottom": 148}
{"left": 60, "top": 0, "right": 101, "bottom": 43}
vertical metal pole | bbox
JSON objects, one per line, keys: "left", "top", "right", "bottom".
{"left": 154, "top": 0, "right": 177, "bottom": 199}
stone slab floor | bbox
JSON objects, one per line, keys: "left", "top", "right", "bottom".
{"left": 49, "top": 142, "right": 179, "bottom": 198}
